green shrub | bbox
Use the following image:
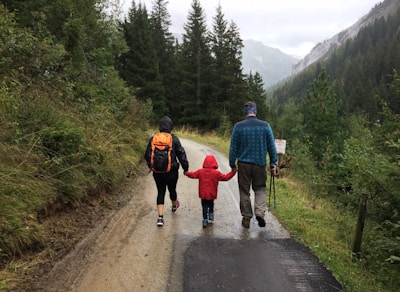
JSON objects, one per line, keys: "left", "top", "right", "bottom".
{"left": 41, "top": 126, "right": 83, "bottom": 158}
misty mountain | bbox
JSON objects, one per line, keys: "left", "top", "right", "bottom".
{"left": 242, "top": 40, "right": 300, "bottom": 87}
{"left": 172, "top": 34, "right": 299, "bottom": 88}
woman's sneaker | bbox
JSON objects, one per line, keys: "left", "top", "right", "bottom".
{"left": 172, "top": 199, "right": 180, "bottom": 213}
{"left": 157, "top": 216, "right": 164, "bottom": 226}
{"left": 202, "top": 219, "right": 208, "bottom": 228}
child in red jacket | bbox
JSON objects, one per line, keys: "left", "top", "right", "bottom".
{"left": 185, "top": 154, "right": 236, "bottom": 227}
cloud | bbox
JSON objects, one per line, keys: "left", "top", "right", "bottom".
{"left": 123, "top": 0, "right": 382, "bottom": 57}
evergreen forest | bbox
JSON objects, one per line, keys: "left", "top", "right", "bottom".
{"left": 0, "top": 0, "right": 399, "bottom": 290}
{"left": 270, "top": 0, "right": 400, "bottom": 288}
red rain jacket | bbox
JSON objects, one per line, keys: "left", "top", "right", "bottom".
{"left": 186, "top": 155, "right": 236, "bottom": 200}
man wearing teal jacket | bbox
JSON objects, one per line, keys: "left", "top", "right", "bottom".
{"left": 229, "top": 101, "right": 278, "bottom": 228}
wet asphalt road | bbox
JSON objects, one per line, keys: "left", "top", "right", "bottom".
{"left": 181, "top": 236, "right": 343, "bottom": 291}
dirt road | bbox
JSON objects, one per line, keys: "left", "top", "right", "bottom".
{"left": 33, "top": 139, "right": 343, "bottom": 291}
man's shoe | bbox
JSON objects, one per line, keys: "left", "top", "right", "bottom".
{"left": 203, "top": 219, "right": 208, "bottom": 228}
{"left": 242, "top": 217, "right": 250, "bottom": 228}
{"left": 256, "top": 215, "right": 266, "bottom": 227}
{"left": 172, "top": 199, "right": 180, "bottom": 213}
{"left": 156, "top": 217, "right": 164, "bottom": 226}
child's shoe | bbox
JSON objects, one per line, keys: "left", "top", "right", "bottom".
{"left": 202, "top": 219, "right": 208, "bottom": 228}
{"left": 208, "top": 212, "right": 214, "bottom": 224}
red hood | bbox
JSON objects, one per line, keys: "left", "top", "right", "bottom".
{"left": 202, "top": 155, "right": 218, "bottom": 169}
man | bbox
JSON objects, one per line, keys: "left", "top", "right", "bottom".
{"left": 229, "top": 101, "right": 278, "bottom": 228}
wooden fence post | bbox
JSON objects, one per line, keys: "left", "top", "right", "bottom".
{"left": 352, "top": 193, "right": 368, "bottom": 258}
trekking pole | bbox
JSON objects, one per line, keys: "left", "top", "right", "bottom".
{"left": 268, "top": 177, "right": 271, "bottom": 211}
{"left": 272, "top": 174, "right": 276, "bottom": 209}
{"left": 268, "top": 170, "right": 273, "bottom": 211}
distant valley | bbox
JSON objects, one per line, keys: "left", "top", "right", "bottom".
{"left": 242, "top": 39, "right": 299, "bottom": 88}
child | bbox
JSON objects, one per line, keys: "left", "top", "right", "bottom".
{"left": 185, "top": 154, "right": 236, "bottom": 227}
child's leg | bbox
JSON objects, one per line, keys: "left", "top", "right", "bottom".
{"left": 208, "top": 200, "right": 215, "bottom": 222}
{"left": 209, "top": 200, "right": 215, "bottom": 214}
{"left": 201, "top": 199, "right": 209, "bottom": 227}
{"left": 201, "top": 199, "right": 208, "bottom": 219}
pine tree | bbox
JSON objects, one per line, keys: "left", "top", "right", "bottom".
{"left": 119, "top": 1, "right": 166, "bottom": 120}
{"left": 148, "top": 0, "right": 179, "bottom": 118}
{"left": 245, "top": 72, "right": 268, "bottom": 121}
{"left": 178, "top": 0, "right": 213, "bottom": 127}
{"left": 302, "top": 70, "right": 341, "bottom": 167}
{"left": 209, "top": 5, "right": 246, "bottom": 127}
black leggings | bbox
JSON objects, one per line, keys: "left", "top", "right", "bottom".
{"left": 153, "top": 169, "right": 179, "bottom": 205}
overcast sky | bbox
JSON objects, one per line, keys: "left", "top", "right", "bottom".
{"left": 122, "top": 0, "right": 383, "bottom": 58}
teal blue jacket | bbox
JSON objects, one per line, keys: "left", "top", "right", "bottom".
{"left": 229, "top": 116, "right": 278, "bottom": 168}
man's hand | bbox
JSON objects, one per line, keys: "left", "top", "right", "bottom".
{"left": 270, "top": 166, "right": 279, "bottom": 176}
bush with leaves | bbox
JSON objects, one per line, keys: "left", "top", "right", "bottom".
{"left": 341, "top": 72, "right": 400, "bottom": 286}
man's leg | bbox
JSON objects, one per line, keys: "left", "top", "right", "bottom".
{"left": 238, "top": 162, "right": 253, "bottom": 227}
{"left": 252, "top": 165, "right": 267, "bottom": 227}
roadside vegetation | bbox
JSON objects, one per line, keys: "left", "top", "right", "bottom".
{"left": 0, "top": 3, "right": 150, "bottom": 289}
{"left": 1, "top": 0, "right": 399, "bottom": 291}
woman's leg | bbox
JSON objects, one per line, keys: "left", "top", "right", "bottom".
{"left": 166, "top": 169, "right": 179, "bottom": 208}
{"left": 154, "top": 173, "right": 167, "bottom": 216}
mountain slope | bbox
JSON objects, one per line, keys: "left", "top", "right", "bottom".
{"left": 242, "top": 39, "right": 299, "bottom": 87}
{"left": 292, "top": 0, "right": 398, "bottom": 74}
